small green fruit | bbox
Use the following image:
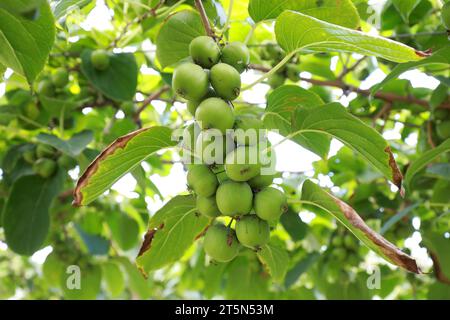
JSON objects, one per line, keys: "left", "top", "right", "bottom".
{"left": 172, "top": 62, "right": 209, "bottom": 101}
{"left": 442, "top": 2, "right": 450, "bottom": 29}
{"left": 436, "top": 120, "right": 450, "bottom": 140}
{"left": 286, "top": 64, "right": 300, "bottom": 82}
{"left": 195, "top": 129, "right": 235, "bottom": 165}
{"left": 195, "top": 97, "right": 235, "bottom": 134}
{"left": 210, "top": 63, "right": 241, "bottom": 101}
{"left": 36, "top": 144, "right": 56, "bottom": 159}
{"left": 267, "top": 73, "right": 285, "bottom": 89}
{"left": 23, "top": 102, "right": 40, "bottom": 120}
{"left": 121, "top": 101, "right": 136, "bottom": 116}
{"left": 221, "top": 42, "right": 250, "bottom": 73}
{"left": 203, "top": 224, "right": 240, "bottom": 262}
{"left": 189, "top": 36, "right": 221, "bottom": 68}
{"left": 91, "top": 49, "right": 110, "bottom": 71}
{"left": 186, "top": 88, "right": 216, "bottom": 116}
{"left": 248, "top": 173, "right": 274, "bottom": 189}
{"left": 216, "top": 180, "right": 253, "bottom": 216}
{"left": 187, "top": 165, "right": 219, "bottom": 197}
{"left": 33, "top": 158, "right": 57, "bottom": 178}
{"left": 333, "top": 247, "right": 347, "bottom": 260}
{"left": 23, "top": 149, "right": 36, "bottom": 164}
{"left": 37, "top": 79, "right": 55, "bottom": 97}
{"left": 265, "top": 45, "right": 285, "bottom": 61}
{"left": 182, "top": 122, "right": 201, "bottom": 153}
{"left": 254, "top": 187, "right": 287, "bottom": 221}
{"left": 225, "top": 146, "right": 261, "bottom": 182}
{"left": 332, "top": 236, "right": 343, "bottom": 247}
{"left": 344, "top": 234, "right": 357, "bottom": 249}
{"left": 233, "top": 116, "right": 265, "bottom": 146}
{"left": 235, "top": 215, "right": 270, "bottom": 248}
{"left": 196, "top": 195, "right": 220, "bottom": 218}
{"left": 57, "top": 154, "right": 77, "bottom": 169}
{"left": 51, "top": 68, "right": 69, "bottom": 88}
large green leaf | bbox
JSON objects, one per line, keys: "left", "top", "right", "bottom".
{"left": 156, "top": 10, "right": 205, "bottom": 69}
{"left": 392, "top": 0, "right": 421, "bottom": 22}
{"left": 371, "top": 46, "right": 450, "bottom": 95}
{"left": 74, "top": 126, "right": 176, "bottom": 206}
{"left": 106, "top": 211, "right": 139, "bottom": 251}
{"left": 80, "top": 50, "right": 138, "bottom": 101}
{"left": 136, "top": 195, "right": 209, "bottom": 275}
{"left": 37, "top": 130, "right": 93, "bottom": 157}
{"left": 301, "top": 180, "right": 421, "bottom": 273}
{"left": 256, "top": 243, "right": 289, "bottom": 282}
{"left": 0, "top": 1, "right": 55, "bottom": 83}
{"left": 248, "top": 0, "right": 360, "bottom": 28}
{"left": 101, "top": 261, "right": 125, "bottom": 298}
{"left": 285, "top": 252, "right": 320, "bottom": 288}
{"left": 265, "top": 85, "right": 329, "bottom": 158}
{"left": 275, "top": 11, "right": 426, "bottom": 63}
{"left": 404, "top": 139, "right": 450, "bottom": 192}
{"left": 291, "top": 102, "right": 403, "bottom": 190}
{"left": 3, "top": 171, "right": 64, "bottom": 255}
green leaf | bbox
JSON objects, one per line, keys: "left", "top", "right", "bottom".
{"left": 3, "top": 171, "right": 64, "bottom": 255}
{"left": 37, "top": 130, "right": 93, "bottom": 157}
{"left": 301, "top": 180, "right": 421, "bottom": 273}
{"left": 119, "top": 258, "right": 153, "bottom": 299}
{"left": 0, "top": 0, "right": 45, "bottom": 15}
{"left": 248, "top": 0, "right": 360, "bottom": 28}
{"left": 136, "top": 195, "right": 209, "bottom": 275}
{"left": 39, "top": 95, "right": 88, "bottom": 117}
{"left": 404, "top": 138, "right": 450, "bottom": 191}
{"left": 371, "top": 47, "right": 450, "bottom": 95}
{"left": 61, "top": 264, "right": 102, "bottom": 299}
{"left": 156, "top": 10, "right": 205, "bottom": 69}
{"left": 275, "top": 11, "right": 426, "bottom": 63}
{"left": 75, "top": 224, "right": 110, "bottom": 255}
{"left": 102, "top": 261, "right": 125, "bottom": 298}
{"left": 392, "top": 0, "right": 421, "bottom": 22}
{"left": 292, "top": 102, "right": 403, "bottom": 190}
{"left": 265, "top": 85, "right": 329, "bottom": 158}
{"left": 106, "top": 211, "right": 139, "bottom": 250}
{"left": 380, "top": 203, "right": 420, "bottom": 235}
{"left": 53, "top": 0, "right": 92, "bottom": 19}
{"left": 0, "top": 1, "right": 55, "bottom": 83}
{"left": 280, "top": 206, "right": 308, "bottom": 241}
{"left": 256, "top": 243, "right": 289, "bottom": 282}
{"left": 74, "top": 126, "right": 176, "bottom": 206}
{"left": 424, "top": 232, "right": 450, "bottom": 282}
{"left": 80, "top": 50, "right": 138, "bottom": 101}
{"left": 285, "top": 252, "right": 320, "bottom": 288}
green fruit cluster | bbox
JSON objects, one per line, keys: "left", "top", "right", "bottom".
{"left": 173, "top": 36, "right": 287, "bottom": 263}
{"left": 22, "top": 143, "right": 77, "bottom": 178}
{"left": 259, "top": 43, "right": 300, "bottom": 89}
{"left": 329, "top": 231, "right": 360, "bottom": 266}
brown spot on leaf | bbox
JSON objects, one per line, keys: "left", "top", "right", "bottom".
{"left": 331, "top": 196, "right": 421, "bottom": 274}
{"left": 72, "top": 127, "right": 150, "bottom": 206}
{"left": 137, "top": 223, "right": 164, "bottom": 258}
{"left": 384, "top": 146, "right": 404, "bottom": 194}
{"left": 415, "top": 49, "right": 432, "bottom": 57}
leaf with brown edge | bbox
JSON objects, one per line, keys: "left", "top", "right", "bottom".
{"left": 301, "top": 180, "right": 421, "bottom": 273}
{"left": 291, "top": 103, "right": 403, "bottom": 192}
{"left": 136, "top": 195, "right": 209, "bottom": 276}
{"left": 73, "top": 126, "right": 176, "bottom": 206}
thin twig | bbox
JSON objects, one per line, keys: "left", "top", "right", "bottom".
{"left": 427, "top": 121, "right": 436, "bottom": 148}
{"left": 194, "top": 0, "right": 215, "bottom": 38}
{"left": 134, "top": 85, "right": 171, "bottom": 121}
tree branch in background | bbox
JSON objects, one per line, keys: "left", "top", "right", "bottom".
{"left": 194, "top": 0, "right": 215, "bottom": 38}
{"left": 248, "top": 64, "right": 450, "bottom": 110}
{"left": 134, "top": 85, "right": 171, "bottom": 124}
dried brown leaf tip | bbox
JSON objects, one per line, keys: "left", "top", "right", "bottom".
{"left": 384, "top": 146, "right": 404, "bottom": 196}
{"left": 73, "top": 127, "right": 150, "bottom": 207}
{"left": 333, "top": 196, "right": 421, "bottom": 274}
{"left": 415, "top": 49, "right": 432, "bottom": 57}
{"left": 137, "top": 223, "right": 164, "bottom": 258}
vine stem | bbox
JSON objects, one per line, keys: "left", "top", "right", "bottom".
{"left": 242, "top": 51, "right": 296, "bottom": 90}
{"left": 194, "top": 0, "right": 215, "bottom": 38}
{"left": 219, "top": 0, "right": 233, "bottom": 35}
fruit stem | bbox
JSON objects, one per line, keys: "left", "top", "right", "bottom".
{"left": 242, "top": 51, "right": 296, "bottom": 90}
{"left": 194, "top": 0, "right": 215, "bottom": 38}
